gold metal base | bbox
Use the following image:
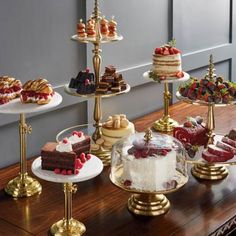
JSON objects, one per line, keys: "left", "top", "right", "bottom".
{"left": 50, "top": 218, "right": 86, "bottom": 236}
{"left": 153, "top": 116, "right": 179, "bottom": 132}
{"left": 127, "top": 193, "right": 170, "bottom": 216}
{"left": 5, "top": 173, "right": 42, "bottom": 198}
{"left": 191, "top": 164, "right": 228, "bottom": 180}
{"left": 91, "top": 148, "right": 111, "bottom": 166}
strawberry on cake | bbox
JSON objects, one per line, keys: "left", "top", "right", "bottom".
{"left": 149, "top": 39, "right": 183, "bottom": 81}
{"left": 20, "top": 78, "right": 54, "bottom": 105}
{"left": 0, "top": 76, "right": 22, "bottom": 104}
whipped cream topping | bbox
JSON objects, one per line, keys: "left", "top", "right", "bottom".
{"left": 68, "top": 132, "right": 85, "bottom": 144}
{"left": 56, "top": 139, "right": 73, "bottom": 152}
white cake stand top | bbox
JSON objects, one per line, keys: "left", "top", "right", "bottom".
{"left": 143, "top": 71, "right": 190, "bottom": 84}
{"left": 0, "top": 92, "right": 62, "bottom": 114}
{"left": 31, "top": 155, "right": 103, "bottom": 183}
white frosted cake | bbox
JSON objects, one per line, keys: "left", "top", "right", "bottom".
{"left": 151, "top": 40, "right": 183, "bottom": 78}
{"left": 119, "top": 133, "right": 179, "bottom": 192}
{"left": 101, "top": 114, "right": 135, "bottom": 146}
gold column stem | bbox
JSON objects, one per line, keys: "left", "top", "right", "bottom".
{"left": 19, "top": 113, "right": 27, "bottom": 179}
{"left": 64, "top": 183, "right": 73, "bottom": 230}
{"left": 206, "top": 104, "right": 215, "bottom": 146}
{"left": 92, "top": 43, "right": 102, "bottom": 142}
{"left": 163, "top": 83, "right": 171, "bottom": 118}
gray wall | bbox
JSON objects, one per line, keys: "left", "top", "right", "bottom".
{"left": 0, "top": 0, "right": 235, "bottom": 168}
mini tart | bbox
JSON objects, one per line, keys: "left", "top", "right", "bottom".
{"left": 20, "top": 78, "right": 54, "bottom": 105}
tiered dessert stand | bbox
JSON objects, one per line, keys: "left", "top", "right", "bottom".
{"left": 176, "top": 55, "right": 236, "bottom": 180}
{"left": 64, "top": 0, "right": 130, "bottom": 166}
{"left": 32, "top": 155, "right": 103, "bottom": 236}
{"left": 143, "top": 72, "right": 190, "bottom": 132}
{"left": 0, "top": 92, "right": 62, "bottom": 197}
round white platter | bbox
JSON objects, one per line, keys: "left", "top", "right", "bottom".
{"left": 31, "top": 155, "right": 103, "bottom": 183}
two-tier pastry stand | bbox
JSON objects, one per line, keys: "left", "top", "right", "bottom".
{"left": 32, "top": 155, "right": 103, "bottom": 236}
{"left": 143, "top": 72, "right": 190, "bottom": 132}
{"left": 64, "top": 0, "right": 131, "bottom": 166}
{"left": 0, "top": 92, "right": 62, "bottom": 197}
{"left": 176, "top": 55, "right": 236, "bottom": 180}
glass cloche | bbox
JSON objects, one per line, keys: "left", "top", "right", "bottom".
{"left": 110, "top": 129, "right": 188, "bottom": 194}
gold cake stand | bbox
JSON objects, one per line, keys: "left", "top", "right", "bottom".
{"left": 143, "top": 71, "right": 190, "bottom": 132}
{"left": 176, "top": 55, "right": 236, "bottom": 180}
{"left": 0, "top": 92, "right": 62, "bottom": 197}
{"left": 64, "top": 0, "right": 130, "bottom": 166}
{"left": 32, "top": 156, "right": 103, "bottom": 236}
{"left": 110, "top": 168, "right": 188, "bottom": 216}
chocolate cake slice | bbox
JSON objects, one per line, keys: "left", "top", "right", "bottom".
{"left": 72, "top": 135, "right": 91, "bottom": 155}
{"left": 41, "top": 142, "right": 77, "bottom": 171}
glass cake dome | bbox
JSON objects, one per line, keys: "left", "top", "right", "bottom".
{"left": 110, "top": 129, "right": 188, "bottom": 194}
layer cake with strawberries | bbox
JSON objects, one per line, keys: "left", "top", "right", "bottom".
{"left": 41, "top": 131, "right": 91, "bottom": 175}
{"left": 149, "top": 39, "right": 183, "bottom": 82}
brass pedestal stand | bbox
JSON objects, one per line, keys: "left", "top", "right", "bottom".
{"left": 50, "top": 183, "right": 86, "bottom": 236}
{"left": 153, "top": 83, "right": 179, "bottom": 132}
{"left": 176, "top": 55, "right": 236, "bottom": 180}
{"left": 5, "top": 114, "right": 42, "bottom": 197}
{"left": 128, "top": 193, "right": 170, "bottom": 216}
{"left": 143, "top": 72, "right": 190, "bottom": 132}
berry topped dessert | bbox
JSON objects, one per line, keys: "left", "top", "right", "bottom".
{"left": 0, "top": 76, "right": 22, "bottom": 105}
{"left": 69, "top": 68, "right": 96, "bottom": 95}
{"left": 202, "top": 129, "right": 236, "bottom": 163}
{"left": 77, "top": 19, "right": 87, "bottom": 38}
{"left": 41, "top": 131, "right": 92, "bottom": 175}
{"left": 173, "top": 116, "right": 208, "bottom": 147}
{"left": 116, "top": 130, "right": 185, "bottom": 192}
{"left": 20, "top": 78, "right": 54, "bottom": 105}
{"left": 178, "top": 76, "right": 236, "bottom": 103}
{"left": 149, "top": 39, "right": 183, "bottom": 82}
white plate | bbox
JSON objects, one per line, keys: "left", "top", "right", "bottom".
{"left": 0, "top": 92, "right": 62, "bottom": 114}
{"left": 143, "top": 71, "right": 190, "bottom": 84}
{"left": 31, "top": 155, "right": 103, "bottom": 183}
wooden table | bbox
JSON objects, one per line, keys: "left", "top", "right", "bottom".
{"left": 0, "top": 102, "right": 236, "bottom": 236}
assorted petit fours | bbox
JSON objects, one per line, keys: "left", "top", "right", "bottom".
{"left": 69, "top": 68, "right": 96, "bottom": 94}
{"left": 0, "top": 76, "right": 22, "bottom": 105}
{"left": 20, "top": 78, "right": 54, "bottom": 105}
{"left": 41, "top": 131, "right": 92, "bottom": 175}
{"left": 201, "top": 129, "right": 236, "bottom": 163}
{"left": 149, "top": 39, "right": 183, "bottom": 82}
{"left": 100, "top": 114, "right": 135, "bottom": 147}
{"left": 179, "top": 76, "right": 236, "bottom": 103}
{"left": 96, "top": 65, "right": 127, "bottom": 94}
{"left": 76, "top": 15, "right": 119, "bottom": 40}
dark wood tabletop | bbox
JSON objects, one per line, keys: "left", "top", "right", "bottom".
{"left": 0, "top": 102, "right": 236, "bottom": 236}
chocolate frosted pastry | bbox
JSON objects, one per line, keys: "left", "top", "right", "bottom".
{"left": 20, "top": 78, "right": 54, "bottom": 105}
{"left": 96, "top": 65, "right": 127, "bottom": 94}
{"left": 0, "top": 76, "right": 22, "bottom": 104}
{"left": 69, "top": 68, "right": 96, "bottom": 95}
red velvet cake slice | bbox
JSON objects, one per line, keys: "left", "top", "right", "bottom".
{"left": 216, "top": 141, "right": 236, "bottom": 155}
{"left": 173, "top": 117, "right": 208, "bottom": 146}
{"left": 208, "top": 144, "right": 234, "bottom": 159}
{"left": 202, "top": 150, "right": 230, "bottom": 163}
{"left": 222, "top": 137, "right": 236, "bottom": 148}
